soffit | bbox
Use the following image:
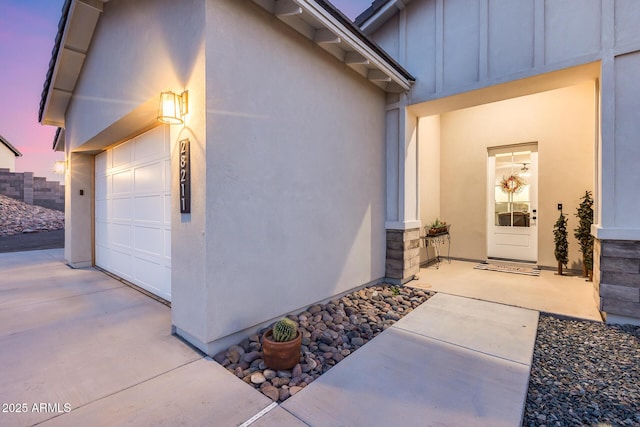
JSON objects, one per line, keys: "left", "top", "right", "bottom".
{"left": 251, "top": 0, "right": 414, "bottom": 92}
{"left": 39, "top": 0, "right": 108, "bottom": 128}
{"left": 408, "top": 62, "right": 601, "bottom": 117}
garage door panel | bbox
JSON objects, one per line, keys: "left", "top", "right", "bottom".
{"left": 109, "top": 248, "right": 134, "bottom": 279}
{"left": 134, "top": 195, "right": 163, "bottom": 223}
{"left": 112, "top": 197, "right": 133, "bottom": 221}
{"left": 112, "top": 140, "right": 133, "bottom": 167}
{"left": 95, "top": 176, "right": 108, "bottom": 198}
{"left": 134, "top": 257, "right": 165, "bottom": 289}
{"left": 135, "top": 226, "right": 164, "bottom": 256}
{"left": 134, "top": 126, "right": 167, "bottom": 161}
{"left": 164, "top": 194, "right": 171, "bottom": 224}
{"left": 110, "top": 223, "right": 133, "bottom": 247}
{"left": 96, "top": 220, "right": 107, "bottom": 242}
{"left": 95, "top": 199, "right": 109, "bottom": 222}
{"left": 112, "top": 170, "right": 133, "bottom": 194}
{"left": 134, "top": 163, "right": 164, "bottom": 193}
{"left": 164, "top": 159, "right": 171, "bottom": 191}
{"left": 164, "top": 229, "right": 171, "bottom": 258}
{"left": 95, "top": 128, "right": 171, "bottom": 301}
{"left": 95, "top": 155, "right": 108, "bottom": 179}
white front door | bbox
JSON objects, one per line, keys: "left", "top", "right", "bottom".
{"left": 95, "top": 126, "right": 172, "bottom": 301}
{"left": 487, "top": 144, "right": 538, "bottom": 263}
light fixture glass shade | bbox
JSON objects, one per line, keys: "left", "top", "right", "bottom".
{"left": 157, "top": 91, "right": 183, "bottom": 124}
{"left": 53, "top": 160, "right": 66, "bottom": 175}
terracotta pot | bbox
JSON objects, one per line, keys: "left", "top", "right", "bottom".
{"left": 262, "top": 329, "right": 302, "bottom": 370}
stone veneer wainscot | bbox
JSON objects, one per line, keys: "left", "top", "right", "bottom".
{"left": 385, "top": 228, "right": 421, "bottom": 284}
{"left": 595, "top": 240, "right": 640, "bottom": 323}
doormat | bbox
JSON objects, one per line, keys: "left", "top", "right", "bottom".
{"left": 474, "top": 263, "right": 541, "bottom": 276}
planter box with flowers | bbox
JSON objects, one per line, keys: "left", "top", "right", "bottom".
{"left": 427, "top": 218, "right": 450, "bottom": 236}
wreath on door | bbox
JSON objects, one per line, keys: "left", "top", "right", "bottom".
{"left": 500, "top": 174, "right": 526, "bottom": 194}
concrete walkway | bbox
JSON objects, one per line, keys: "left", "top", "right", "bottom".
{"left": 412, "top": 260, "right": 602, "bottom": 321}
{"left": 1, "top": 249, "right": 539, "bottom": 426}
{"left": 260, "top": 293, "right": 539, "bottom": 426}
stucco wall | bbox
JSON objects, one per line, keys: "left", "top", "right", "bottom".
{"left": 418, "top": 115, "right": 440, "bottom": 264}
{"left": 65, "top": 0, "right": 206, "bottom": 153}
{"left": 0, "top": 144, "right": 16, "bottom": 171}
{"left": 434, "top": 82, "right": 595, "bottom": 268}
{"left": 64, "top": 0, "right": 209, "bottom": 322}
{"left": 193, "top": 0, "right": 387, "bottom": 347}
{"left": 59, "top": 0, "right": 386, "bottom": 352}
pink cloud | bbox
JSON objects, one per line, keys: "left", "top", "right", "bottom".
{"left": 0, "top": 1, "right": 62, "bottom": 182}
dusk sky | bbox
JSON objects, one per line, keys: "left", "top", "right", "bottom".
{"left": 0, "top": 0, "right": 372, "bottom": 183}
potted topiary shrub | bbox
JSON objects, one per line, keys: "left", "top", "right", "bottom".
{"left": 554, "top": 212, "right": 569, "bottom": 275}
{"left": 574, "top": 191, "right": 594, "bottom": 281}
{"left": 262, "top": 317, "right": 302, "bottom": 370}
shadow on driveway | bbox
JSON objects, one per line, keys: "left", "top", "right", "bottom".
{"left": 0, "top": 229, "right": 64, "bottom": 253}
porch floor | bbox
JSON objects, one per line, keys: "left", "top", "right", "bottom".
{"left": 408, "top": 260, "right": 603, "bottom": 322}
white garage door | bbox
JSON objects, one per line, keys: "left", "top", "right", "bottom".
{"left": 95, "top": 126, "right": 172, "bottom": 301}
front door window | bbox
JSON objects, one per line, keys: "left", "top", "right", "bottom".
{"left": 494, "top": 151, "right": 532, "bottom": 227}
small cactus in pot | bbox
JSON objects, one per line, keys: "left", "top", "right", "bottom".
{"left": 272, "top": 317, "right": 298, "bottom": 342}
{"left": 262, "top": 317, "right": 302, "bottom": 370}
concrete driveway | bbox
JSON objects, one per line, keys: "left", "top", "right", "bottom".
{"left": 0, "top": 249, "right": 271, "bottom": 427}
{"left": 1, "top": 249, "right": 540, "bottom": 426}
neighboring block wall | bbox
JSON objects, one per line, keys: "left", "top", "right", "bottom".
{"left": 33, "top": 176, "right": 65, "bottom": 211}
{"left": 0, "top": 168, "right": 65, "bottom": 211}
{"left": 596, "top": 240, "right": 640, "bottom": 320}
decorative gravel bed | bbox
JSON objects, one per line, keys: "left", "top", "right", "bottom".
{"left": 0, "top": 194, "right": 64, "bottom": 236}
{"left": 213, "top": 284, "right": 433, "bottom": 402}
{"left": 523, "top": 314, "right": 640, "bottom": 427}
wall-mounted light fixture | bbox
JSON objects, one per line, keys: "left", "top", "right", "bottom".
{"left": 157, "top": 90, "right": 188, "bottom": 124}
{"left": 53, "top": 160, "right": 67, "bottom": 175}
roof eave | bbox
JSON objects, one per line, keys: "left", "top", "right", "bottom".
{"left": 356, "top": 0, "right": 413, "bottom": 35}
{"left": 252, "top": 0, "right": 414, "bottom": 92}
{"left": 0, "top": 135, "right": 23, "bottom": 157}
{"left": 39, "top": 0, "right": 107, "bottom": 129}
{"left": 53, "top": 128, "right": 65, "bottom": 152}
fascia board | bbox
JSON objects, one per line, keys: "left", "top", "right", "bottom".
{"left": 296, "top": 0, "right": 412, "bottom": 91}
{"left": 359, "top": 0, "right": 413, "bottom": 35}
{"left": 40, "top": 0, "right": 77, "bottom": 127}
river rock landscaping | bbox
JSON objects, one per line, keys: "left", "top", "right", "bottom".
{"left": 213, "top": 284, "right": 433, "bottom": 402}
{"left": 523, "top": 314, "right": 640, "bottom": 426}
{"left": 213, "top": 284, "right": 640, "bottom": 422}
{"left": 0, "top": 194, "right": 64, "bottom": 236}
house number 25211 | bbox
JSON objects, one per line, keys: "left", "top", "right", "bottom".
{"left": 179, "top": 139, "right": 191, "bottom": 214}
